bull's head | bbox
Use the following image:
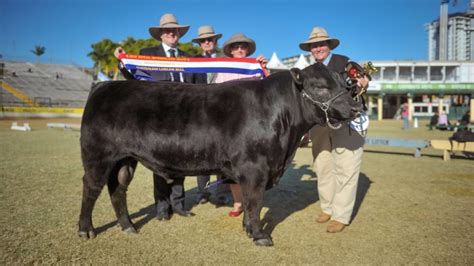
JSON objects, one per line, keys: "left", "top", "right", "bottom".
{"left": 290, "top": 62, "right": 362, "bottom": 128}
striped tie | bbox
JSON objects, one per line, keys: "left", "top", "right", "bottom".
{"left": 168, "top": 49, "right": 181, "bottom": 82}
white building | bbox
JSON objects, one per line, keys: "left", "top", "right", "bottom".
{"left": 364, "top": 60, "right": 474, "bottom": 121}
{"left": 425, "top": 0, "right": 474, "bottom": 61}
{"left": 280, "top": 56, "right": 474, "bottom": 121}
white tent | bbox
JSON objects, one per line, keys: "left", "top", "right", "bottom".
{"left": 266, "top": 52, "right": 288, "bottom": 70}
{"left": 293, "top": 54, "right": 310, "bottom": 69}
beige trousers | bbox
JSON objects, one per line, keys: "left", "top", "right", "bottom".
{"left": 310, "top": 124, "right": 365, "bottom": 225}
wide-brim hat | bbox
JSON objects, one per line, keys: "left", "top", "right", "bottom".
{"left": 222, "top": 33, "right": 256, "bottom": 57}
{"left": 299, "top": 27, "right": 340, "bottom": 51}
{"left": 149, "top": 13, "right": 190, "bottom": 40}
{"left": 192, "top": 25, "right": 222, "bottom": 43}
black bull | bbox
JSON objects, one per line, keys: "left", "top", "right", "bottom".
{"left": 78, "top": 63, "right": 362, "bottom": 246}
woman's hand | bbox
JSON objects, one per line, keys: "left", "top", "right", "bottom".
{"left": 256, "top": 55, "right": 268, "bottom": 66}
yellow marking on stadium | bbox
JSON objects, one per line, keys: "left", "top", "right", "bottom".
{"left": 1, "top": 106, "right": 84, "bottom": 114}
{"left": 0, "top": 81, "right": 38, "bottom": 107}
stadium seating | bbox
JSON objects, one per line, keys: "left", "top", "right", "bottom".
{"left": 1, "top": 61, "right": 94, "bottom": 107}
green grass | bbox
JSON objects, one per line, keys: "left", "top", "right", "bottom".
{"left": 0, "top": 118, "right": 473, "bottom": 264}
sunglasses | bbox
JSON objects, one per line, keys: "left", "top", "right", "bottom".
{"left": 162, "top": 28, "right": 179, "bottom": 35}
{"left": 199, "top": 37, "right": 215, "bottom": 43}
{"left": 231, "top": 43, "right": 249, "bottom": 50}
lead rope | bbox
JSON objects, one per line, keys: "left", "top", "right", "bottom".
{"left": 301, "top": 90, "right": 344, "bottom": 130}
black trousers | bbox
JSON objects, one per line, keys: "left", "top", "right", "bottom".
{"left": 153, "top": 174, "right": 185, "bottom": 213}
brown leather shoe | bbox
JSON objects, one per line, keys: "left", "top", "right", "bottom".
{"left": 316, "top": 212, "right": 331, "bottom": 223}
{"left": 326, "top": 220, "right": 346, "bottom": 233}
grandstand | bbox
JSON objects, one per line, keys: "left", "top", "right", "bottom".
{"left": 0, "top": 60, "right": 93, "bottom": 108}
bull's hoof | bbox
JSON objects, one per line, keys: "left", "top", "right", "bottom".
{"left": 122, "top": 227, "right": 138, "bottom": 235}
{"left": 254, "top": 238, "right": 274, "bottom": 247}
{"left": 78, "top": 230, "right": 96, "bottom": 240}
{"left": 242, "top": 223, "right": 253, "bottom": 238}
{"left": 245, "top": 227, "right": 253, "bottom": 238}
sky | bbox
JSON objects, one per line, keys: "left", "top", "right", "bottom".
{"left": 0, "top": 0, "right": 471, "bottom": 68}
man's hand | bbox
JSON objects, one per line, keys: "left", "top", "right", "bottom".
{"left": 357, "top": 75, "right": 369, "bottom": 90}
{"left": 114, "top": 47, "right": 126, "bottom": 59}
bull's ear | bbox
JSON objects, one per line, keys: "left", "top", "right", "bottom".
{"left": 290, "top": 68, "right": 303, "bottom": 85}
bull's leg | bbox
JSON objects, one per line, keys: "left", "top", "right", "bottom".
{"left": 240, "top": 176, "right": 273, "bottom": 246}
{"left": 78, "top": 163, "right": 112, "bottom": 239}
{"left": 108, "top": 158, "right": 138, "bottom": 234}
{"left": 242, "top": 210, "right": 252, "bottom": 238}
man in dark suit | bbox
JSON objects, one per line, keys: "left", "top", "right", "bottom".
{"left": 191, "top": 25, "right": 230, "bottom": 206}
{"left": 115, "top": 13, "right": 206, "bottom": 220}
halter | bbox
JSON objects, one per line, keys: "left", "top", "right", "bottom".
{"left": 301, "top": 89, "right": 347, "bottom": 130}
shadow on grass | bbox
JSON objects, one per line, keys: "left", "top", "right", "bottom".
{"left": 95, "top": 165, "right": 372, "bottom": 236}
{"left": 261, "top": 163, "right": 317, "bottom": 235}
{"left": 261, "top": 163, "right": 372, "bottom": 235}
{"left": 95, "top": 203, "right": 156, "bottom": 235}
{"left": 94, "top": 181, "right": 222, "bottom": 236}
{"left": 351, "top": 172, "right": 372, "bottom": 223}
{"left": 94, "top": 180, "right": 228, "bottom": 235}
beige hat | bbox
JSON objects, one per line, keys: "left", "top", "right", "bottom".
{"left": 192, "top": 25, "right": 222, "bottom": 43}
{"left": 148, "top": 13, "right": 190, "bottom": 40}
{"left": 222, "top": 33, "right": 256, "bottom": 57}
{"left": 299, "top": 27, "right": 340, "bottom": 51}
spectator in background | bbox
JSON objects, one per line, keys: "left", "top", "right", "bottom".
{"left": 213, "top": 33, "right": 267, "bottom": 217}
{"left": 459, "top": 110, "right": 470, "bottom": 126}
{"left": 429, "top": 111, "right": 439, "bottom": 130}
{"left": 401, "top": 103, "right": 409, "bottom": 130}
{"left": 438, "top": 111, "right": 450, "bottom": 130}
{"left": 191, "top": 25, "right": 231, "bottom": 206}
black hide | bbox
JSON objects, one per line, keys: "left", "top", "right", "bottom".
{"left": 78, "top": 62, "right": 361, "bottom": 246}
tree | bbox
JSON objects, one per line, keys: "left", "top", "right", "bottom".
{"left": 88, "top": 37, "right": 214, "bottom": 80}
{"left": 31, "top": 45, "right": 46, "bottom": 63}
{"left": 178, "top": 42, "right": 202, "bottom": 57}
{"left": 88, "top": 39, "right": 118, "bottom": 77}
{"left": 121, "top": 37, "right": 160, "bottom": 55}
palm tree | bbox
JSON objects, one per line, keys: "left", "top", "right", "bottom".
{"left": 112, "top": 37, "right": 160, "bottom": 80}
{"left": 31, "top": 45, "right": 46, "bottom": 63}
{"left": 88, "top": 39, "right": 118, "bottom": 77}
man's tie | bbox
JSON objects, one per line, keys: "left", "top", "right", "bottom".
{"left": 168, "top": 49, "right": 181, "bottom": 82}
{"left": 205, "top": 52, "right": 213, "bottom": 83}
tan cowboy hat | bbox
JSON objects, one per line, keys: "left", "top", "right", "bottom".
{"left": 299, "top": 27, "right": 340, "bottom": 51}
{"left": 148, "top": 13, "right": 190, "bottom": 40}
{"left": 192, "top": 25, "right": 222, "bottom": 43}
{"left": 222, "top": 33, "right": 256, "bottom": 57}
